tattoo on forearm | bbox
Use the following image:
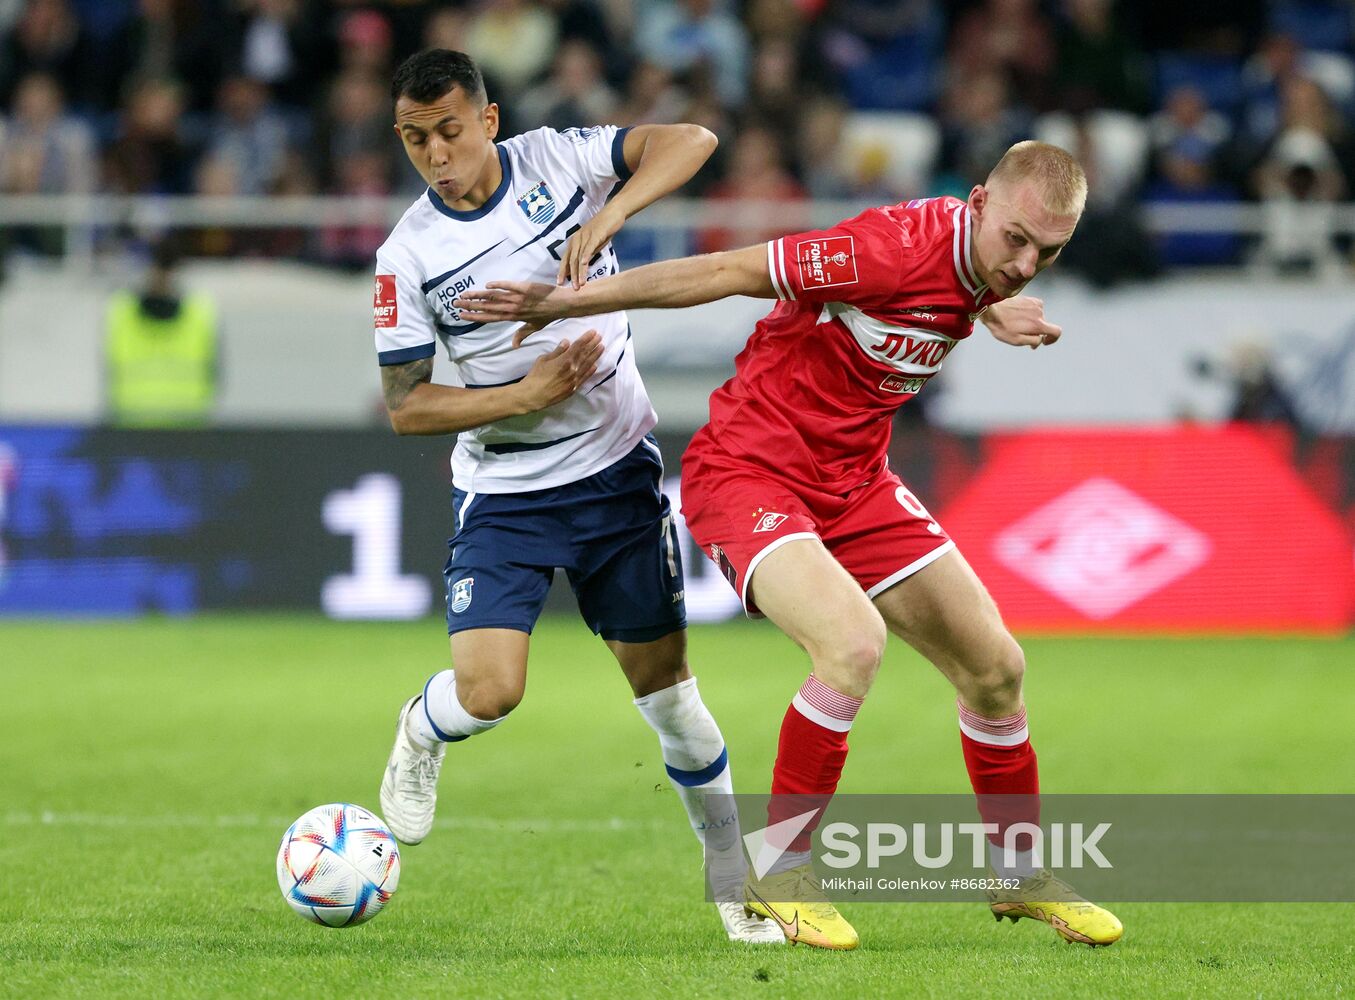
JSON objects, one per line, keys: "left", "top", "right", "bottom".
{"left": 381, "top": 358, "right": 433, "bottom": 412}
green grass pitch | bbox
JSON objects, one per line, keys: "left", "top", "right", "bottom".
{"left": 2, "top": 616, "right": 1353, "bottom": 998}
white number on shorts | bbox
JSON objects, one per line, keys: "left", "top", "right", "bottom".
{"left": 895, "top": 486, "right": 944, "bottom": 535}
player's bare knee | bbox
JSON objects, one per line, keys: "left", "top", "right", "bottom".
{"left": 611, "top": 632, "right": 689, "bottom": 698}
{"left": 963, "top": 637, "right": 1026, "bottom": 709}
{"left": 457, "top": 678, "right": 524, "bottom": 720}
{"left": 809, "top": 619, "right": 886, "bottom": 696}
{"left": 996, "top": 636, "right": 1027, "bottom": 691}
{"left": 626, "top": 664, "right": 690, "bottom": 699}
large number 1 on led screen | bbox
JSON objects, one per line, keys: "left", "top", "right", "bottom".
{"left": 322, "top": 474, "right": 432, "bottom": 619}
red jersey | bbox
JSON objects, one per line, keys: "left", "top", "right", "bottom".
{"left": 687, "top": 196, "right": 1001, "bottom": 494}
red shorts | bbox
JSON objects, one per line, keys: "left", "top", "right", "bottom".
{"left": 680, "top": 454, "right": 955, "bottom": 615}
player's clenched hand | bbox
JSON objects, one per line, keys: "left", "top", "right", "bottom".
{"left": 455, "top": 281, "right": 578, "bottom": 347}
{"left": 512, "top": 331, "right": 604, "bottom": 411}
{"left": 981, "top": 296, "right": 1062, "bottom": 350}
{"left": 557, "top": 203, "right": 623, "bottom": 289}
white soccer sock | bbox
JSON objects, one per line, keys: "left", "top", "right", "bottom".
{"left": 766, "top": 848, "right": 813, "bottom": 876}
{"left": 989, "top": 846, "right": 1040, "bottom": 882}
{"left": 408, "top": 669, "right": 504, "bottom": 750}
{"left": 633, "top": 676, "right": 747, "bottom": 898}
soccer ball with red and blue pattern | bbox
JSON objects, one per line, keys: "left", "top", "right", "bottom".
{"left": 276, "top": 803, "right": 400, "bottom": 927}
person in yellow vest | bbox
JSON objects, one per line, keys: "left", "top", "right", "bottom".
{"left": 105, "top": 240, "right": 219, "bottom": 427}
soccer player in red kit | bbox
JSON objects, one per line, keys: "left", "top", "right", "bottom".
{"left": 457, "top": 141, "right": 1123, "bottom": 951}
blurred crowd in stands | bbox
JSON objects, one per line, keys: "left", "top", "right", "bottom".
{"left": 3, "top": 0, "right": 1355, "bottom": 278}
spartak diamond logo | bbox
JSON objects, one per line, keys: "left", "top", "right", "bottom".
{"left": 992, "top": 478, "right": 1211, "bottom": 620}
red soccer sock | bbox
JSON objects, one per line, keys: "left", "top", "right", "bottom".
{"left": 958, "top": 700, "right": 1040, "bottom": 857}
{"left": 767, "top": 675, "right": 863, "bottom": 853}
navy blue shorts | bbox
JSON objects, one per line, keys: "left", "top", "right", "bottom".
{"left": 444, "top": 435, "right": 687, "bottom": 643}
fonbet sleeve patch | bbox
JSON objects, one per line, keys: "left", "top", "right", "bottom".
{"left": 374, "top": 274, "right": 398, "bottom": 328}
{"left": 795, "top": 235, "right": 859, "bottom": 290}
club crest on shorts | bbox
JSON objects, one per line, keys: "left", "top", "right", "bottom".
{"left": 517, "top": 181, "right": 556, "bottom": 225}
{"left": 450, "top": 576, "right": 474, "bottom": 614}
{"left": 752, "top": 511, "right": 788, "bottom": 533}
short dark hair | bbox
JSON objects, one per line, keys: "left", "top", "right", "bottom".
{"left": 391, "top": 49, "right": 487, "bottom": 106}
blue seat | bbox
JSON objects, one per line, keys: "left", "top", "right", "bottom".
{"left": 1142, "top": 182, "right": 1245, "bottom": 267}
{"left": 1156, "top": 54, "right": 1246, "bottom": 113}
{"left": 612, "top": 228, "right": 688, "bottom": 269}
{"left": 70, "top": 0, "right": 134, "bottom": 42}
{"left": 843, "top": 31, "right": 941, "bottom": 112}
{"left": 1270, "top": 1, "right": 1354, "bottom": 53}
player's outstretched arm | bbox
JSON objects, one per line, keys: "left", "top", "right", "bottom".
{"left": 557, "top": 123, "right": 718, "bottom": 290}
{"left": 380, "top": 333, "right": 604, "bottom": 435}
{"left": 980, "top": 296, "right": 1062, "bottom": 350}
{"left": 456, "top": 244, "right": 775, "bottom": 344}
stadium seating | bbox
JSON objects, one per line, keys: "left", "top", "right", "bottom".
{"left": 1156, "top": 54, "right": 1247, "bottom": 114}
{"left": 1034, "top": 111, "right": 1151, "bottom": 205}
{"left": 841, "top": 111, "right": 941, "bottom": 198}
{"left": 1270, "top": 1, "right": 1354, "bottom": 53}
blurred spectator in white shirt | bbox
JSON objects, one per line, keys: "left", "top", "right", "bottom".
{"left": 205, "top": 76, "right": 289, "bottom": 196}
{"left": 0, "top": 70, "right": 95, "bottom": 254}
{"left": 1150, "top": 85, "right": 1232, "bottom": 168}
{"left": 233, "top": 0, "right": 324, "bottom": 108}
{"left": 0, "top": 71, "right": 94, "bottom": 194}
{"left": 1254, "top": 126, "right": 1346, "bottom": 276}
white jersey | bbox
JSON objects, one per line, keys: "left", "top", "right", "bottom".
{"left": 373, "top": 125, "right": 656, "bottom": 494}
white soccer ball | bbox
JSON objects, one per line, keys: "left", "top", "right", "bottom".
{"left": 276, "top": 803, "right": 401, "bottom": 927}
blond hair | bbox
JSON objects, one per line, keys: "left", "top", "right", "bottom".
{"left": 987, "top": 140, "right": 1087, "bottom": 217}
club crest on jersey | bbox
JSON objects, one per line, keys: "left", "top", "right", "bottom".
{"left": 752, "top": 511, "right": 788, "bottom": 533}
{"left": 517, "top": 181, "right": 556, "bottom": 225}
{"left": 450, "top": 577, "right": 474, "bottom": 614}
{"left": 796, "top": 235, "right": 858, "bottom": 289}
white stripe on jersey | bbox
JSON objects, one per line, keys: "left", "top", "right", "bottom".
{"left": 819, "top": 301, "right": 957, "bottom": 376}
{"left": 951, "top": 204, "right": 979, "bottom": 296}
{"left": 951, "top": 204, "right": 989, "bottom": 301}
{"left": 767, "top": 240, "right": 787, "bottom": 300}
{"left": 772, "top": 238, "right": 796, "bottom": 300}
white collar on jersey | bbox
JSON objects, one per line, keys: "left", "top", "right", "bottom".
{"left": 950, "top": 203, "right": 988, "bottom": 303}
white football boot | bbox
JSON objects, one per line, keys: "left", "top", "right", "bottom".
{"left": 717, "top": 901, "right": 788, "bottom": 943}
{"left": 379, "top": 696, "right": 445, "bottom": 845}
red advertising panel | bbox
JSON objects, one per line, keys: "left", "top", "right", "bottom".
{"left": 939, "top": 426, "right": 1355, "bottom": 633}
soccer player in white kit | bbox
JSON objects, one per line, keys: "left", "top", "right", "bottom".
{"left": 372, "top": 49, "right": 781, "bottom": 943}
